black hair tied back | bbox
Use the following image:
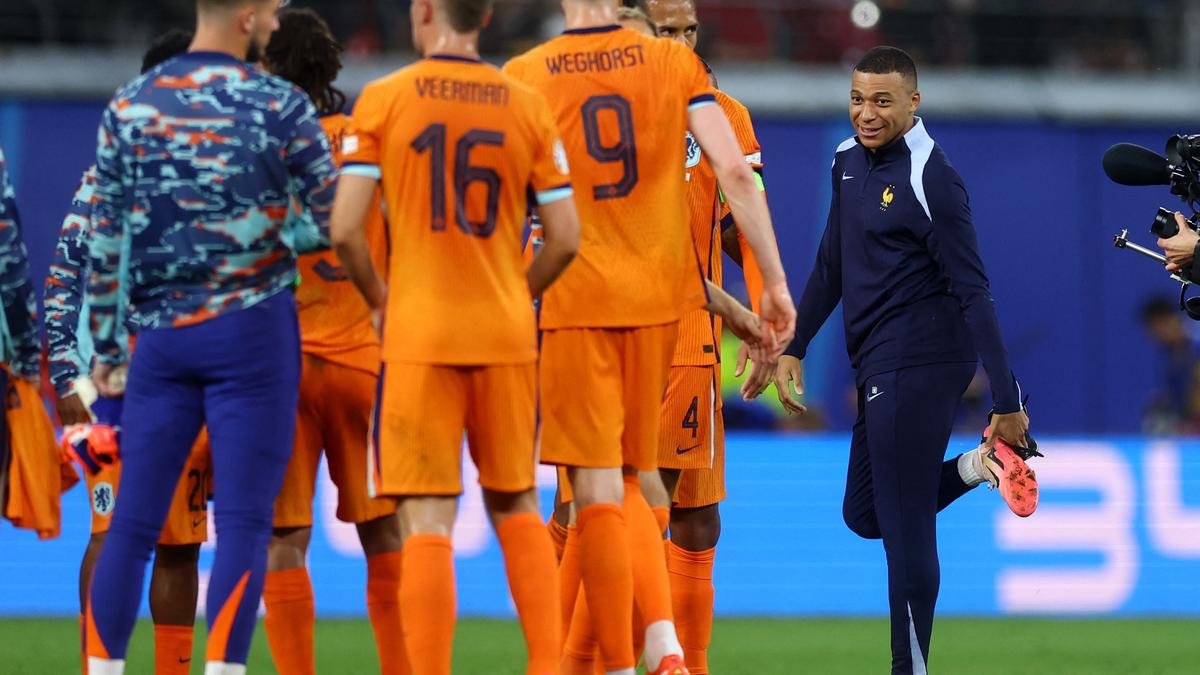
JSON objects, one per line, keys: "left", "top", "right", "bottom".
{"left": 265, "top": 8, "right": 347, "bottom": 115}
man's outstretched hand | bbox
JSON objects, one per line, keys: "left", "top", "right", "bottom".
{"left": 735, "top": 342, "right": 777, "bottom": 400}
{"left": 772, "top": 355, "right": 807, "bottom": 415}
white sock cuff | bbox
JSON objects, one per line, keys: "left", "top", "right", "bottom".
{"left": 958, "top": 447, "right": 987, "bottom": 487}
{"left": 205, "top": 662, "right": 247, "bottom": 675}
{"left": 87, "top": 657, "right": 126, "bottom": 675}
{"left": 643, "top": 619, "right": 684, "bottom": 671}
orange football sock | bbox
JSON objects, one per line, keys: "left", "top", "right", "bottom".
{"left": 263, "top": 567, "right": 315, "bottom": 675}
{"left": 624, "top": 476, "right": 682, "bottom": 670}
{"left": 632, "top": 604, "right": 646, "bottom": 666}
{"left": 668, "top": 542, "right": 715, "bottom": 675}
{"left": 367, "top": 551, "right": 410, "bottom": 675}
{"left": 623, "top": 475, "right": 673, "bottom": 626}
{"left": 561, "top": 587, "right": 597, "bottom": 673}
{"left": 400, "top": 534, "right": 455, "bottom": 675}
{"left": 558, "top": 525, "right": 582, "bottom": 649}
{"left": 497, "top": 513, "right": 562, "bottom": 675}
{"left": 547, "top": 518, "right": 569, "bottom": 562}
{"left": 576, "top": 503, "right": 635, "bottom": 671}
{"left": 153, "top": 624, "right": 194, "bottom": 675}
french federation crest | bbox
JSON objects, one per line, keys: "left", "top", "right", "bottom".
{"left": 92, "top": 482, "right": 115, "bottom": 517}
{"left": 880, "top": 185, "right": 896, "bottom": 212}
{"left": 685, "top": 132, "right": 702, "bottom": 168}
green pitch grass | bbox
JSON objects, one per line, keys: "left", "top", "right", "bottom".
{"left": 2, "top": 617, "right": 1197, "bottom": 674}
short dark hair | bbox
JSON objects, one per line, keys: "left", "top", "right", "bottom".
{"left": 264, "top": 8, "right": 346, "bottom": 115}
{"left": 854, "top": 46, "right": 918, "bottom": 89}
{"left": 142, "top": 29, "right": 193, "bottom": 73}
{"left": 622, "top": 0, "right": 651, "bottom": 11}
{"left": 1141, "top": 295, "right": 1178, "bottom": 323}
{"left": 443, "top": 0, "right": 492, "bottom": 33}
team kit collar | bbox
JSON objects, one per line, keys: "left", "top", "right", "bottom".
{"left": 859, "top": 116, "right": 931, "bottom": 161}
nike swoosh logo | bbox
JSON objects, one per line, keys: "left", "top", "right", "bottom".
{"left": 192, "top": 518, "right": 205, "bottom": 528}
{"left": 842, "top": 172, "right": 854, "bottom": 180}
{"left": 178, "top": 657, "right": 191, "bottom": 664}
{"left": 866, "top": 391, "right": 885, "bottom": 402}
{"left": 675, "top": 444, "right": 701, "bottom": 455}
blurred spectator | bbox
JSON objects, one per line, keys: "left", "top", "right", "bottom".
{"left": 1140, "top": 295, "right": 1200, "bottom": 434}
{"left": 0, "top": 0, "right": 1185, "bottom": 73}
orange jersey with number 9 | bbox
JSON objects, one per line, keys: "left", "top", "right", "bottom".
{"left": 343, "top": 55, "right": 572, "bottom": 365}
{"left": 504, "top": 26, "right": 717, "bottom": 330}
{"left": 293, "top": 113, "right": 386, "bottom": 375}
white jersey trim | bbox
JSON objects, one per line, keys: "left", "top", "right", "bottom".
{"left": 905, "top": 117, "right": 935, "bottom": 220}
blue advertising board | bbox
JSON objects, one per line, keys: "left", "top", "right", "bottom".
{"left": 2, "top": 434, "right": 1197, "bottom": 618}
{"left": 1, "top": 98, "right": 1197, "bottom": 435}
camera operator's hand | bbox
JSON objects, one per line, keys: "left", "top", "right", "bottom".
{"left": 1157, "top": 212, "right": 1199, "bottom": 273}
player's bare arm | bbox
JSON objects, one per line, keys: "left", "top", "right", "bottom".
{"left": 689, "top": 104, "right": 795, "bottom": 351}
{"left": 331, "top": 173, "right": 387, "bottom": 321}
{"left": 527, "top": 198, "right": 580, "bottom": 298}
{"left": 703, "top": 279, "right": 763, "bottom": 346}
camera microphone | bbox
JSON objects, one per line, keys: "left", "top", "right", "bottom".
{"left": 1102, "top": 143, "right": 1173, "bottom": 186}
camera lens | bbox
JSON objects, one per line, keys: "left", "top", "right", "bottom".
{"left": 1152, "top": 207, "right": 1179, "bottom": 238}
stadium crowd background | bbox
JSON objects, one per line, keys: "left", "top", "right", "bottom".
{"left": 2, "top": 0, "right": 1200, "bottom": 656}
{"left": 3, "top": 0, "right": 1197, "bottom": 73}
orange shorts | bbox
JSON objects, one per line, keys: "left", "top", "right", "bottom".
{"left": 86, "top": 430, "right": 211, "bottom": 546}
{"left": 275, "top": 355, "right": 396, "bottom": 527}
{"left": 672, "top": 419, "right": 726, "bottom": 509}
{"left": 539, "top": 323, "right": 678, "bottom": 472}
{"left": 658, "top": 365, "right": 722, "bottom": 470}
{"left": 372, "top": 361, "right": 537, "bottom": 496}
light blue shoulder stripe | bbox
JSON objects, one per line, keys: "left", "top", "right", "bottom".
{"left": 905, "top": 118, "right": 935, "bottom": 220}
{"left": 832, "top": 136, "right": 857, "bottom": 168}
{"left": 536, "top": 186, "right": 574, "bottom": 205}
{"left": 342, "top": 164, "right": 382, "bottom": 180}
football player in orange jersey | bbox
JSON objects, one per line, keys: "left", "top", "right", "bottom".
{"left": 504, "top": 3, "right": 794, "bottom": 673}
{"left": 330, "top": 0, "right": 581, "bottom": 673}
{"left": 646, "top": 2, "right": 774, "bottom": 673}
{"left": 257, "top": 10, "right": 406, "bottom": 675}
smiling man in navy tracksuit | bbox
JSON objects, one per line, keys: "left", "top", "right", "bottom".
{"left": 773, "top": 47, "right": 1040, "bottom": 674}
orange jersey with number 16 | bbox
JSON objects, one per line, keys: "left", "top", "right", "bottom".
{"left": 504, "top": 26, "right": 717, "bottom": 330}
{"left": 343, "top": 55, "right": 572, "bottom": 365}
{"left": 294, "top": 113, "right": 387, "bottom": 375}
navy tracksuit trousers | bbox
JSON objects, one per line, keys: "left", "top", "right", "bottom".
{"left": 88, "top": 292, "right": 300, "bottom": 665}
{"left": 842, "top": 361, "right": 978, "bottom": 675}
